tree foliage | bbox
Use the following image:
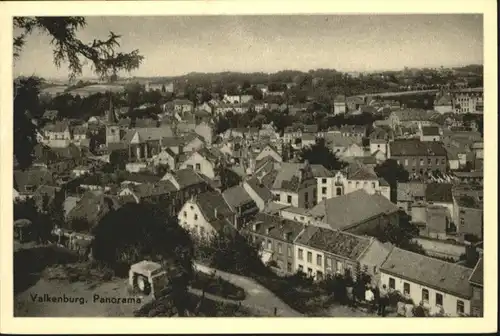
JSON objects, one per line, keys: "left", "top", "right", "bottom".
{"left": 14, "top": 17, "right": 144, "bottom": 80}
{"left": 374, "top": 159, "right": 410, "bottom": 202}
{"left": 297, "top": 138, "right": 345, "bottom": 171}
{"left": 13, "top": 17, "right": 144, "bottom": 168}
{"left": 91, "top": 203, "right": 194, "bottom": 278}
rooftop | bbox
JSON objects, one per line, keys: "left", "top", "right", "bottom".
{"left": 390, "top": 139, "right": 447, "bottom": 157}
{"left": 248, "top": 213, "right": 304, "bottom": 242}
{"left": 381, "top": 247, "right": 473, "bottom": 299}
{"left": 310, "top": 190, "right": 399, "bottom": 230}
{"left": 296, "top": 226, "right": 371, "bottom": 260}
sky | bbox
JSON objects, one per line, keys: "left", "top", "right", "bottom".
{"left": 13, "top": 14, "right": 483, "bottom": 79}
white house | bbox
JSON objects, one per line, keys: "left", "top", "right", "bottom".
{"left": 380, "top": 247, "right": 473, "bottom": 316}
{"left": 255, "top": 144, "right": 282, "bottom": 163}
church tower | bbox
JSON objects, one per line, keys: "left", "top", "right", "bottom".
{"left": 105, "top": 96, "right": 121, "bottom": 146}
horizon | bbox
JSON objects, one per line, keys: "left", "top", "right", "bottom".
{"left": 13, "top": 14, "right": 484, "bottom": 80}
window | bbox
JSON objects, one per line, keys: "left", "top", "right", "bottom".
{"left": 195, "top": 163, "right": 201, "bottom": 171}
{"left": 420, "top": 158, "right": 424, "bottom": 165}
{"left": 389, "top": 277, "right": 396, "bottom": 289}
{"left": 194, "top": 214, "right": 198, "bottom": 221}
{"left": 307, "top": 251, "right": 312, "bottom": 263}
{"left": 436, "top": 293, "right": 443, "bottom": 306}
{"left": 287, "top": 262, "right": 292, "bottom": 272}
{"left": 371, "top": 182, "right": 376, "bottom": 188}
{"left": 322, "top": 187, "right": 327, "bottom": 194}
{"left": 336, "top": 261, "right": 343, "bottom": 274}
{"left": 267, "top": 239, "right": 272, "bottom": 250}
{"left": 460, "top": 217, "right": 465, "bottom": 226}
{"left": 316, "top": 271, "right": 323, "bottom": 281}
{"left": 435, "top": 158, "right": 439, "bottom": 165}
{"left": 298, "top": 249, "right": 303, "bottom": 260}
{"left": 200, "top": 227, "right": 205, "bottom": 236}
{"left": 322, "top": 178, "right": 327, "bottom": 184}
{"left": 183, "top": 211, "right": 187, "bottom": 218}
{"left": 422, "top": 288, "right": 429, "bottom": 302}
{"left": 307, "top": 268, "right": 313, "bottom": 277}
{"left": 317, "top": 254, "right": 322, "bottom": 266}
{"left": 325, "top": 257, "right": 332, "bottom": 269}
{"left": 427, "top": 158, "right": 432, "bottom": 165}
{"left": 305, "top": 192, "right": 309, "bottom": 202}
{"left": 298, "top": 265, "right": 303, "bottom": 272}
{"left": 403, "top": 282, "right": 410, "bottom": 295}
{"left": 194, "top": 225, "right": 198, "bottom": 232}
{"left": 287, "top": 195, "right": 292, "bottom": 204}
{"left": 404, "top": 159, "right": 408, "bottom": 166}
{"left": 356, "top": 182, "right": 360, "bottom": 188}
{"left": 457, "top": 300, "right": 464, "bottom": 315}
{"left": 287, "top": 246, "right": 292, "bottom": 257}
{"left": 441, "top": 158, "right": 445, "bottom": 164}
{"left": 277, "top": 243, "right": 283, "bottom": 254}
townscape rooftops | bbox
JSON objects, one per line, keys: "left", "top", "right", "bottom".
{"left": 244, "top": 177, "right": 274, "bottom": 203}
{"left": 296, "top": 226, "right": 371, "bottom": 260}
{"left": 310, "top": 189, "right": 399, "bottom": 230}
{"left": 381, "top": 247, "right": 473, "bottom": 299}
{"left": 195, "top": 190, "right": 234, "bottom": 223}
{"left": 250, "top": 213, "right": 304, "bottom": 242}
{"left": 389, "top": 139, "right": 447, "bottom": 156}
{"left": 425, "top": 183, "right": 453, "bottom": 203}
{"left": 14, "top": 169, "right": 56, "bottom": 192}
{"left": 222, "top": 184, "right": 254, "bottom": 209}
{"left": 391, "top": 109, "right": 439, "bottom": 122}
{"left": 397, "top": 182, "right": 426, "bottom": 202}
{"left": 421, "top": 126, "right": 440, "bottom": 136}
{"left": 128, "top": 180, "right": 178, "bottom": 198}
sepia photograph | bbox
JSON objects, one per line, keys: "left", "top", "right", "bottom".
{"left": 1, "top": 0, "right": 497, "bottom": 334}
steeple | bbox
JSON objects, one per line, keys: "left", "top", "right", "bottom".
{"left": 107, "top": 95, "right": 117, "bottom": 124}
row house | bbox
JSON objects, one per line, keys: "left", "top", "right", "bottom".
{"left": 179, "top": 146, "right": 227, "bottom": 180}
{"left": 389, "top": 139, "right": 447, "bottom": 175}
{"left": 245, "top": 213, "right": 304, "bottom": 275}
{"left": 388, "top": 109, "right": 439, "bottom": 129}
{"left": 328, "top": 125, "right": 366, "bottom": 139}
{"left": 294, "top": 225, "right": 392, "bottom": 283}
{"left": 380, "top": 247, "right": 475, "bottom": 317}
{"left": 223, "top": 94, "right": 254, "bottom": 104}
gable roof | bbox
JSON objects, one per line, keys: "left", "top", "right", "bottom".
{"left": 248, "top": 213, "right": 304, "bottom": 242}
{"left": 14, "top": 169, "right": 55, "bottom": 192}
{"left": 397, "top": 182, "right": 426, "bottom": 202}
{"left": 381, "top": 247, "right": 473, "bottom": 299}
{"left": 390, "top": 140, "right": 447, "bottom": 156}
{"left": 222, "top": 185, "right": 254, "bottom": 209}
{"left": 468, "top": 258, "right": 483, "bottom": 287}
{"left": 296, "top": 226, "right": 371, "bottom": 260}
{"left": 422, "top": 126, "right": 440, "bottom": 136}
{"left": 169, "top": 169, "right": 207, "bottom": 189}
{"left": 195, "top": 191, "right": 234, "bottom": 223}
{"left": 271, "top": 162, "right": 324, "bottom": 191}
{"left": 310, "top": 190, "right": 399, "bottom": 230}
{"left": 425, "top": 183, "right": 453, "bottom": 203}
{"left": 122, "top": 126, "right": 174, "bottom": 144}
{"left": 345, "top": 163, "right": 378, "bottom": 181}
{"left": 66, "top": 191, "right": 123, "bottom": 230}
{"left": 128, "top": 180, "right": 177, "bottom": 199}
{"left": 391, "top": 109, "right": 438, "bottom": 122}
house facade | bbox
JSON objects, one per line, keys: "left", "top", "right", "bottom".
{"left": 389, "top": 139, "right": 447, "bottom": 175}
{"left": 380, "top": 247, "right": 473, "bottom": 317}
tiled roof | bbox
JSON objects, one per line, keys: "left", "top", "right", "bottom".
{"left": 13, "top": 169, "right": 55, "bottom": 192}
{"left": 222, "top": 185, "right": 254, "bottom": 209}
{"left": 296, "top": 226, "right": 371, "bottom": 260}
{"left": 468, "top": 258, "right": 483, "bottom": 286}
{"left": 346, "top": 163, "right": 378, "bottom": 181}
{"left": 121, "top": 173, "right": 161, "bottom": 184}
{"left": 128, "top": 181, "right": 177, "bottom": 199}
{"left": 171, "top": 169, "right": 206, "bottom": 189}
{"left": 310, "top": 190, "right": 399, "bottom": 230}
{"left": 325, "top": 134, "right": 360, "bottom": 148}
{"left": 66, "top": 191, "right": 123, "bottom": 230}
{"left": 390, "top": 140, "right": 447, "bottom": 156}
{"left": 391, "top": 109, "right": 438, "bottom": 122}
{"left": 272, "top": 162, "right": 316, "bottom": 191}
{"left": 245, "top": 177, "right": 274, "bottom": 203}
{"left": 425, "top": 183, "right": 453, "bottom": 203}
{"left": 43, "top": 121, "right": 69, "bottom": 133}
{"left": 260, "top": 170, "right": 279, "bottom": 189}
{"left": 381, "top": 247, "right": 473, "bottom": 299}
{"left": 397, "top": 182, "right": 426, "bottom": 202}
{"left": 422, "top": 126, "right": 440, "bottom": 136}
{"left": 248, "top": 213, "right": 304, "bottom": 242}
{"left": 195, "top": 191, "right": 234, "bottom": 223}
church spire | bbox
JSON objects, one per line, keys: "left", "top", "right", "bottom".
{"left": 107, "top": 93, "right": 117, "bottom": 124}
